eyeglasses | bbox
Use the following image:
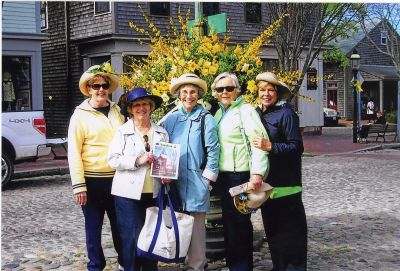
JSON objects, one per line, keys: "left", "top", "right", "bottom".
{"left": 143, "top": 135, "right": 150, "bottom": 152}
{"left": 215, "top": 86, "right": 236, "bottom": 93}
{"left": 91, "top": 83, "right": 110, "bottom": 90}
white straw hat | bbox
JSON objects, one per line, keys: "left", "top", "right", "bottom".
{"left": 233, "top": 183, "right": 273, "bottom": 215}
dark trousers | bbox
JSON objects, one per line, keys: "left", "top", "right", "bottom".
{"left": 261, "top": 192, "right": 307, "bottom": 271}
{"left": 217, "top": 171, "right": 253, "bottom": 271}
{"left": 82, "top": 177, "right": 122, "bottom": 271}
{"left": 114, "top": 193, "right": 158, "bottom": 271}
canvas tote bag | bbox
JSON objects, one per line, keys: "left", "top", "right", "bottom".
{"left": 137, "top": 184, "right": 194, "bottom": 263}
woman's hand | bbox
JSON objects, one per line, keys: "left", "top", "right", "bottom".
{"left": 249, "top": 174, "right": 263, "bottom": 190}
{"left": 136, "top": 152, "right": 153, "bottom": 167}
{"left": 161, "top": 178, "right": 171, "bottom": 184}
{"left": 252, "top": 136, "right": 272, "bottom": 151}
{"left": 75, "top": 192, "right": 87, "bottom": 206}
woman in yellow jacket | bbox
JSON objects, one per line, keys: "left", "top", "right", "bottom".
{"left": 68, "top": 63, "right": 125, "bottom": 271}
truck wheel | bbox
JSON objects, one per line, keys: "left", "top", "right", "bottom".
{"left": 2, "top": 152, "right": 14, "bottom": 188}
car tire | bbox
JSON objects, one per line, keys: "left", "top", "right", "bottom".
{"left": 2, "top": 151, "right": 14, "bottom": 189}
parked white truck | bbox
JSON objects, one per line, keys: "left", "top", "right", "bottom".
{"left": 1, "top": 111, "right": 51, "bottom": 187}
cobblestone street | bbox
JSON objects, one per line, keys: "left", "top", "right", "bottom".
{"left": 2, "top": 149, "right": 400, "bottom": 270}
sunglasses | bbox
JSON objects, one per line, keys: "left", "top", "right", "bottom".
{"left": 215, "top": 86, "right": 236, "bottom": 93}
{"left": 143, "top": 135, "right": 150, "bottom": 152}
{"left": 91, "top": 83, "right": 110, "bottom": 90}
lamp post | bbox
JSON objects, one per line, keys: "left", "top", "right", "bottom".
{"left": 350, "top": 49, "right": 361, "bottom": 143}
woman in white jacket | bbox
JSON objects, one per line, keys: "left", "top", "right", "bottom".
{"left": 108, "top": 87, "right": 169, "bottom": 271}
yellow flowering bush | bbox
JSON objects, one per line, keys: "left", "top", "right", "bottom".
{"left": 120, "top": 7, "right": 290, "bottom": 118}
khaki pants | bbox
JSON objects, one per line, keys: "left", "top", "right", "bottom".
{"left": 186, "top": 212, "right": 207, "bottom": 271}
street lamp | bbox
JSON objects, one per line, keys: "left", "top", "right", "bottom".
{"left": 350, "top": 49, "right": 361, "bottom": 143}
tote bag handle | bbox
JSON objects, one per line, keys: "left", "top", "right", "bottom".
{"left": 148, "top": 184, "right": 181, "bottom": 260}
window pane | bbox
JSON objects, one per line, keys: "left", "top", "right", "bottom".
{"left": 94, "top": 2, "right": 110, "bottom": 14}
{"left": 2, "top": 56, "right": 32, "bottom": 112}
{"left": 246, "top": 3, "right": 261, "bottom": 24}
{"left": 262, "top": 59, "right": 279, "bottom": 71}
{"left": 150, "top": 2, "right": 170, "bottom": 16}
{"left": 307, "top": 68, "right": 317, "bottom": 90}
{"left": 203, "top": 2, "right": 219, "bottom": 17}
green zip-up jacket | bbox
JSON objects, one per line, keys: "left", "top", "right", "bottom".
{"left": 214, "top": 96, "right": 269, "bottom": 176}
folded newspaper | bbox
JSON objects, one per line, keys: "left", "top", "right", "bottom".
{"left": 229, "top": 182, "right": 273, "bottom": 197}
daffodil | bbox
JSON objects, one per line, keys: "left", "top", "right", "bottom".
{"left": 104, "top": 62, "right": 112, "bottom": 73}
{"left": 247, "top": 80, "right": 257, "bottom": 92}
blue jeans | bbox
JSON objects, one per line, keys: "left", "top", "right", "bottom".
{"left": 217, "top": 171, "right": 253, "bottom": 271}
{"left": 114, "top": 194, "right": 158, "bottom": 271}
{"left": 82, "top": 177, "right": 122, "bottom": 271}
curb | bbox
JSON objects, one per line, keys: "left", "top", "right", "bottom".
{"left": 13, "top": 167, "right": 69, "bottom": 179}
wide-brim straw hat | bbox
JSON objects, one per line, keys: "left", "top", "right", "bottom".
{"left": 126, "top": 87, "right": 163, "bottom": 111}
{"left": 79, "top": 64, "right": 119, "bottom": 96}
{"left": 169, "top": 73, "right": 208, "bottom": 97}
{"left": 233, "top": 183, "right": 273, "bottom": 215}
{"left": 256, "top": 72, "right": 291, "bottom": 99}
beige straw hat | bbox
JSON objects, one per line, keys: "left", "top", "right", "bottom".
{"left": 256, "top": 72, "right": 291, "bottom": 99}
{"left": 169, "top": 73, "right": 208, "bottom": 97}
{"left": 79, "top": 64, "right": 119, "bottom": 96}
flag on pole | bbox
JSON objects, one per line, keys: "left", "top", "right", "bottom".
{"left": 351, "top": 72, "right": 364, "bottom": 93}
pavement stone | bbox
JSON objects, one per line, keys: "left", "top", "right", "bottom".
{"left": 3, "top": 125, "right": 400, "bottom": 270}
{"left": 2, "top": 148, "right": 400, "bottom": 270}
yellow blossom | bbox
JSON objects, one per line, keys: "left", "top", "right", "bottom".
{"left": 178, "top": 59, "right": 185, "bottom": 66}
{"left": 233, "top": 45, "right": 243, "bottom": 56}
{"left": 247, "top": 80, "right": 257, "bottom": 92}
{"left": 212, "top": 44, "right": 221, "bottom": 54}
{"left": 104, "top": 62, "right": 112, "bottom": 73}
{"left": 187, "top": 61, "right": 197, "bottom": 72}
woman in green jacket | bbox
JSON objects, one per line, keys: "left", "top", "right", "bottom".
{"left": 212, "top": 72, "right": 270, "bottom": 271}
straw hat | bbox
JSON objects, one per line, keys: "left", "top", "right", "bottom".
{"left": 169, "top": 73, "right": 208, "bottom": 97}
{"left": 233, "top": 183, "right": 273, "bottom": 215}
{"left": 79, "top": 64, "right": 119, "bottom": 96}
{"left": 256, "top": 72, "right": 291, "bottom": 99}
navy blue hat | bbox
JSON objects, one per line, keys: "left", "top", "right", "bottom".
{"left": 126, "top": 87, "right": 163, "bottom": 110}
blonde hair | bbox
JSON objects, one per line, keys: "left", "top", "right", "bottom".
{"left": 87, "top": 74, "right": 111, "bottom": 86}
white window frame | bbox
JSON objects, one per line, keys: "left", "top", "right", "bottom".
{"left": 94, "top": 1, "right": 111, "bottom": 16}
{"left": 381, "top": 31, "right": 388, "bottom": 45}
{"left": 40, "top": 1, "right": 48, "bottom": 30}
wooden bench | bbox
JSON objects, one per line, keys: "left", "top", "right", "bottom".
{"left": 358, "top": 124, "right": 398, "bottom": 143}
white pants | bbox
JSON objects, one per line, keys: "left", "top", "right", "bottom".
{"left": 186, "top": 212, "right": 207, "bottom": 271}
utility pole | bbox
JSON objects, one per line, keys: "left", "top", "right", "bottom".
{"left": 194, "top": 2, "right": 204, "bottom": 36}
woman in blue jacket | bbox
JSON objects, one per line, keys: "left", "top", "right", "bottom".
{"left": 162, "top": 73, "right": 220, "bottom": 271}
{"left": 252, "top": 72, "right": 308, "bottom": 271}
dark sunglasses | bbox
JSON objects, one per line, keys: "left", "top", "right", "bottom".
{"left": 215, "top": 86, "right": 236, "bottom": 93}
{"left": 91, "top": 83, "right": 110, "bottom": 90}
{"left": 143, "top": 135, "right": 150, "bottom": 152}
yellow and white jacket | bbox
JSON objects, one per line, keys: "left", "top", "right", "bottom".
{"left": 68, "top": 99, "right": 124, "bottom": 194}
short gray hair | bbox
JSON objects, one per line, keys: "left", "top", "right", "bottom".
{"left": 211, "top": 72, "right": 241, "bottom": 97}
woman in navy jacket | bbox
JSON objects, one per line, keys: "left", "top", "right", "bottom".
{"left": 252, "top": 72, "right": 307, "bottom": 271}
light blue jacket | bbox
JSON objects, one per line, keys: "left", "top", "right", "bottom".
{"left": 162, "top": 105, "right": 220, "bottom": 212}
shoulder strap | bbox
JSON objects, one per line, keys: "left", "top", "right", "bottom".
{"left": 238, "top": 107, "right": 251, "bottom": 159}
{"left": 200, "top": 111, "right": 210, "bottom": 170}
